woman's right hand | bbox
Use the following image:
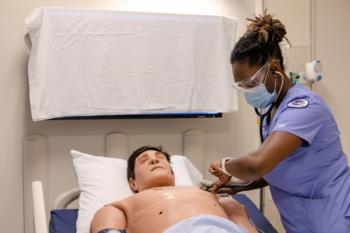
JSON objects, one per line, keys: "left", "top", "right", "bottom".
{"left": 208, "top": 160, "right": 232, "bottom": 184}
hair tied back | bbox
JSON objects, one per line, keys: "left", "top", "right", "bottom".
{"left": 246, "top": 9, "right": 290, "bottom": 45}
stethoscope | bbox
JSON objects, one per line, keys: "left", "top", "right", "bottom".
{"left": 254, "top": 70, "right": 285, "bottom": 143}
{"left": 255, "top": 105, "right": 274, "bottom": 143}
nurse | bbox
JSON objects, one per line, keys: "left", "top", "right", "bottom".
{"left": 209, "top": 11, "right": 350, "bottom": 233}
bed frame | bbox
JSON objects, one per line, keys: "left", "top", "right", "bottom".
{"left": 24, "top": 129, "right": 205, "bottom": 233}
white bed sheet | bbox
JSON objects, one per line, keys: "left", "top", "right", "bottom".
{"left": 25, "top": 7, "right": 238, "bottom": 121}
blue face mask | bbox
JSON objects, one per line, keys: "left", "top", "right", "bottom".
{"left": 244, "top": 84, "right": 276, "bottom": 109}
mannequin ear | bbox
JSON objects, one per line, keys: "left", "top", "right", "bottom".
{"left": 129, "top": 178, "right": 138, "bottom": 192}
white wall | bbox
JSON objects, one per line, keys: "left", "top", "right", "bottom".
{"left": 0, "top": 1, "right": 29, "bottom": 231}
{"left": 0, "top": 1, "right": 259, "bottom": 232}
{"left": 313, "top": 0, "right": 350, "bottom": 156}
{"left": 264, "top": 0, "right": 311, "bottom": 74}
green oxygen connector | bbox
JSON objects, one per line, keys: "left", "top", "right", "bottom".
{"left": 289, "top": 72, "right": 300, "bottom": 84}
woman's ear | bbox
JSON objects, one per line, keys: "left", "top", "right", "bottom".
{"left": 129, "top": 178, "right": 138, "bottom": 192}
{"left": 269, "top": 59, "right": 282, "bottom": 78}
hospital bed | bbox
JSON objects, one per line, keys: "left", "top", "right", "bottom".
{"left": 27, "top": 130, "right": 278, "bottom": 233}
{"left": 32, "top": 182, "right": 277, "bottom": 233}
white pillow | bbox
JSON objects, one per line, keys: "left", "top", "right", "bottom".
{"left": 71, "top": 150, "right": 203, "bottom": 233}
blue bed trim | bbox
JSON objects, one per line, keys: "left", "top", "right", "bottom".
{"left": 234, "top": 194, "right": 278, "bottom": 233}
{"left": 49, "top": 209, "right": 77, "bottom": 233}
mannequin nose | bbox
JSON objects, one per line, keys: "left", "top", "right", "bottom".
{"left": 149, "top": 156, "right": 159, "bottom": 165}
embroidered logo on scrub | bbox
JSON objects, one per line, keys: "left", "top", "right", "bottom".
{"left": 287, "top": 98, "right": 309, "bottom": 108}
{"left": 276, "top": 123, "right": 286, "bottom": 128}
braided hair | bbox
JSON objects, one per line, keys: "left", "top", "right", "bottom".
{"left": 231, "top": 10, "right": 290, "bottom": 70}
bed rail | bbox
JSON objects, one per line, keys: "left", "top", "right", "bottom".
{"left": 32, "top": 181, "right": 48, "bottom": 233}
{"left": 52, "top": 187, "right": 80, "bottom": 209}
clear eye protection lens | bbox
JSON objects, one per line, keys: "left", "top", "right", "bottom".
{"left": 232, "top": 62, "right": 270, "bottom": 92}
{"left": 232, "top": 81, "right": 259, "bottom": 93}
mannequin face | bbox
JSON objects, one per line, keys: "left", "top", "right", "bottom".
{"left": 128, "top": 150, "right": 175, "bottom": 192}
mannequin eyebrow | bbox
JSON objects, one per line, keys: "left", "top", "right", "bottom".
{"left": 137, "top": 151, "right": 166, "bottom": 163}
{"left": 155, "top": 152, "right": 166, "bottom": 159}
{"left": 137, "top": 153, "right": 149, "bottom": 163}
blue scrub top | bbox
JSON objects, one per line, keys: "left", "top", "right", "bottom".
{"left": 262, "top": 84, "right": 350, "bottom": 233}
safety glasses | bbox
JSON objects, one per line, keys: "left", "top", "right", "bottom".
{"left": 232, "top": 62, "right": 270, "bottom": 92}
